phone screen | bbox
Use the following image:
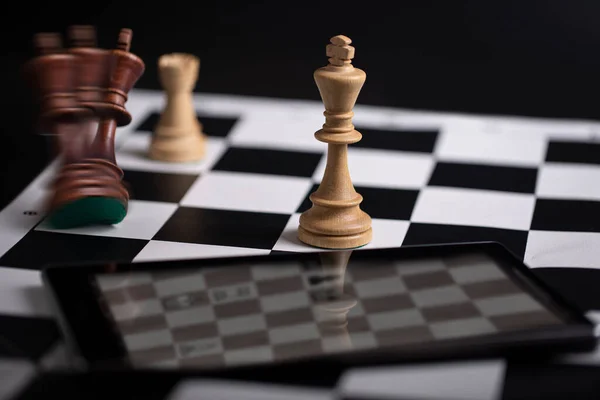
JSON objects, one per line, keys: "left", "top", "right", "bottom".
{"left": 92, "top": 250, "right": 565, "bottom": 369}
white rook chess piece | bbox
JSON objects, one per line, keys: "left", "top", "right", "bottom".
{"left": 298, "top": 35, "right": 372, "bottom": 249}
{"left": 149, "top": 53, "right": 205, "bottom": 162}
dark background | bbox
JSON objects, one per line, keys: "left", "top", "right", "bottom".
{"left": 2, "top": 0, "right": 600, "bottom": 207}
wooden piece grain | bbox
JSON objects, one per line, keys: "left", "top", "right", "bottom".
{"left": 149, "top": 53, "right": 206, "bottom": 162}
{"left": 298, "top": 35, "right": 372, "bottom": 249}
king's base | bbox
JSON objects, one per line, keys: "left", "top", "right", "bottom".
{"left": 297, "top": 225, "right": 372, "bottom": 249}
{"left": 46, "top": 196, "right": 127, "bottom": 229}
{"left": 148, "top": 130, "right": 205, "bottom": 163}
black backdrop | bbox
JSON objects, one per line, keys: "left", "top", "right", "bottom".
{"left": 2, "top": 0, "right": 600, "bottom": 207}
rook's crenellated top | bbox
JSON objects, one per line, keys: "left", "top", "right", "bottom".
{"left": 34, "top": 33, "right": 62, "bottom": 55}
{"left": 69, "top": 25, "right": 97, "bottom": 48}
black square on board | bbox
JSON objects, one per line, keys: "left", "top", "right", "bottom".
{"left": 531, "top": 199, "right": 600, "bottom": 232}
{"left": 354, "top": 126, "right": 439, "bottom": 153}
{"left": 428, "top": 162, "right": 538, "bottom": 194}
{"left": 532, "top": 268, "right": 600, "bottom": 312}
{"left": 153, "top": 207, "right": 290, "bottom": 250}
{"left": 269, "top": 250, "right": 297, "bottom": 256}
{"left": 0, "top": 231, "right": 148, "bottom": 270}
{"left": 403, "top": 223, "right": 528, "bottom": 260}
{"left": 123, "top": 170, "right": 199, "bottom": 203}
{"left": 546, "top": 141, "right": 600, "bottom": 165}
{"left": 212, "top": 147, "right": 323, "bottom": 178}
{"left": 0, "top": 315, "right": 60, "bottom": 360}
{"left": 296, "top": 184, "right": 420, "bottom": 220}
{"left": 134, "top": 112, "right": 239, "bottom": 138}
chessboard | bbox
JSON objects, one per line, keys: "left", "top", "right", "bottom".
{"left": 95, "top": 251, "right": 564, "bottom": 369}
{"left": 2, "top": 89, "right": 600, "bottom": 270}
{"left": 2, "top": 88, "right": 600, "bottom": 389}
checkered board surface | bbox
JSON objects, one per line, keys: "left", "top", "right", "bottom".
{"left": 95, "top": 251, "right": 562, "bottom": 369}
{"left": 2, "top": 89, "right": 600, "bottom": 269}
{"left": 1, "top": 89, "right": 600, "bottom": 398}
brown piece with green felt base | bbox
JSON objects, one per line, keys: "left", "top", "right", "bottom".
{"left": 26, "top": 26, "right": 144, "bottom": 228}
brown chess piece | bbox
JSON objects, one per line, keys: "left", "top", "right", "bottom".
{"left": 24, "top": 32, "right": 94, "bottom": 163}
{"left": 26, "top": 27, "right": 145, "bottom": 229}
{"left": 298, "top": 35, "right": 372, "bottom": 249}
{"left": 49, "top": 26, "right": 126, "bottom": 214}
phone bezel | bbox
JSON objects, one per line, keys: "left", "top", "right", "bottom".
{"left": 41, "top": 241, "right": 597, "bottom": 377}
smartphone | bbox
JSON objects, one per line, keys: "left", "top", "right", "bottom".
{"left": 42, "top": 241, "right": 596, "bottom": 379}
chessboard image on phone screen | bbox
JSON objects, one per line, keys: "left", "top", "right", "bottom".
{"left": 92, "top": 250, "right": 566, "bottom": 369}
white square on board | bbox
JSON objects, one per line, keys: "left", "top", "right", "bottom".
{"left": 351, "top": 106, "right": 403, "bottom": 128}
{"left": 116, "top": 133, "right": 228, "bottom": 174}
{"left": 436, "top": 127, "right": 547, "bottom": 167}
{"left": 228, "top": 109, "right": 327, "bottom": 152}
{"left": 180, "top": 171, "right": 313, "bottom": 214}
{"left": 411, "top": 187, "right": 536, "bottom": 231}
{"left": 271, "top": 214, "right": 334, "bottom": 254}
{"left": 134, "top": 241, "right": 269, "bottom": 263}
{"left": 127, "top": 89, "right": 164, "bottom": 111}
{"left": 536, "top": 163, "right": 600, "bottom": 201}
{"left": 481, "top": 116, "right": 594, "bottom": 140}
{"left": 272, "top": 213, "right": 410, "bottom": 253}
{"left": 524, "top": 230, "right": 600, "bottom": 269}
{"left": 312, "top": 148, "right": 435, "bottom": 190}
{"left": 35, "top": 200, "right": 178, "bottom": 240}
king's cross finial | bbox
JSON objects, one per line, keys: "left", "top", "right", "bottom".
{"left": 326, "top": 35, "right": 355, "bottom": 66}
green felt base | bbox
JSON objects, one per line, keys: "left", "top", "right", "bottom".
{"left": 47, "top": 197, "right": 127, "bottom": 229}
